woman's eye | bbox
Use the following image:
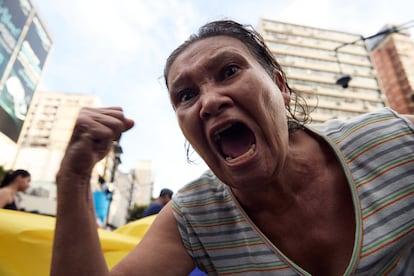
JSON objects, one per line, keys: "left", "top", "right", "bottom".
{"left": 178, "top": 89, "right": 197, "bottom": 103}
{"left": 222, "top": 65, "right": 240, "bottom": 80}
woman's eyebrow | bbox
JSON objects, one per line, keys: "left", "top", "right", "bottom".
{"left": 170, "top": 50, "right": 247, "bottom": 90}
{"left": 169, "top": 73, "right": 189, "bottom": 93}
{"left": 205, "top": 50, "right": 246, "bottom": 71}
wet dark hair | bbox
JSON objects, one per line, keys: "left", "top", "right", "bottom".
{"left": 0, "top": 169, "right": 31, "bottom": 188}
{"left": 164, "top": 20, "right": 311, "bottom": 162}
{"left": 164, "top": 19, "right": 310, "bottom": 129}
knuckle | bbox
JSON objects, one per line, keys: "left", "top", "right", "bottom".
{"left": 79, "top": 107, "right": 91, "bottom": 114}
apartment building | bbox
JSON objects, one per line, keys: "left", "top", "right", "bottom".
{"left": 258, "top": 19, "right": 385, "bottom": 123}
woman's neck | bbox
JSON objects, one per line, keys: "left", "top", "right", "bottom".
{"left": 6, "top": 182, "right": 20, "bottom": 194}
{"left": 231, "top": 128, "right": 334, "bottom": 215}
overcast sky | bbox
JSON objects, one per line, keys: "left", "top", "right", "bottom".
{"left": 31, "top": 0, "right": 414, "bottom": 195}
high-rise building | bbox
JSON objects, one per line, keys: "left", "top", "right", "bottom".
{"left": 107, "top": 161, "right": 155, "bottom": 226}
{"left": 12, "top": 90, "right": 121, "bottom": 214}
{"left": 13, "top": 90, "right": 100, "bottom": 182}
{"left": 132, "top": 160, "right": 154, "bottom": 206}
{"left": 258, "top": 19, "right": 385, "bottom": 123}
{"left": 0, "top": 0, "right": 52, "bottom": 166}
{"left": 368, "top": 26, "right": 414, "bottom": 114}
{"left": 107, "top": 170, "right": 136, "bottom": 227}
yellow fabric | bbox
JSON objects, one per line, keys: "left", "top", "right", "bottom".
{"left": 0, "top": 209, "right": 155, "bottom": 276}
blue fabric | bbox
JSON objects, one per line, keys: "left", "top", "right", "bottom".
{"left": 93, "top": 191, "right": 109, "bottom": 224}
{"left": 142, "top": 202, "right": 163, "bottom": 217}
{"left": 189, "top": 267, "right": 206, "bottom": 276}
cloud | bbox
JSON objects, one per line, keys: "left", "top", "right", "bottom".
{"left": 277, "top": 0, "right": 414, "bottom": 35}
{"left": 33, "top": 0, "right": 207, "bottom": 193}
{"left": 36, "top": 0, "right": 200, "bottom": 84}
{"left": 32, "top": 0, "right": 414, "bottom": 195}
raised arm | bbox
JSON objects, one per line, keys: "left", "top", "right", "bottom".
{"left": 51, "top": 107, "right": 194, "bottom": 276}
{"left": 51, "top": 107, "right": 132, "bottom": 275}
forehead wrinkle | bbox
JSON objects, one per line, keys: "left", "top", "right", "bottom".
{"left": 204, "top": 48, "right": 249, "bottom": 72}
{"left": 169, "top": 50, "right": 207, "bottom": 90}
{"left": 169, "top": 36, "right": 254, "bottom": 80}
{"left": 170, "top": 45, "right": 252, "bottom": 90}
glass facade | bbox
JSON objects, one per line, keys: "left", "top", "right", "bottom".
{"left": 0, "top": 0, "right": 51, "bottom": 142}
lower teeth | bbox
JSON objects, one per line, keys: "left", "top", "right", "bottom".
{"left": 225, "top": 143, "right": 256, "bottom": 162}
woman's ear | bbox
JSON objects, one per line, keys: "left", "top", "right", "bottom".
{"left": 274, "top": 70, "right": 291, "bottom": 106}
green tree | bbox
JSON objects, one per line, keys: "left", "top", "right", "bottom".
{"left": 126, "top": 204, "right": 148, "bottom": 222}
{"left": 0, "top": 166, "right": 6, "bottom": 182}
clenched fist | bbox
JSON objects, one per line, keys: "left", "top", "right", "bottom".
{"left": 58, "top": 107, "right": 134, "bottom": 182}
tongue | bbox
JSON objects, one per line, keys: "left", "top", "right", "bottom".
{"left": 218, "top": 124, "right": 255, "bottom": 158}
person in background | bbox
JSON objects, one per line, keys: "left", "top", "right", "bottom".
{"left": 0, "top": 169, "right": 31, "bottom": 210}
{"left": 142, "top": 188, "right": 173, "bottom": 217}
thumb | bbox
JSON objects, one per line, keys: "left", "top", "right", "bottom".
{"left": 124, "top": 118, "right": 135, "bottom": 131}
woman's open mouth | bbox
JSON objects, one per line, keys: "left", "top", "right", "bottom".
{"left": 213, "top": 121, "right": 256, "bottom": 164}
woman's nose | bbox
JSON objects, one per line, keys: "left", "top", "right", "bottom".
{"left": 199, "top": 90, "right": 233, "bottom": 119}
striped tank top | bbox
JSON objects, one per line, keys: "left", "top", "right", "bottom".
{"left": 171, "top": 108, "right": 414, "bottom": 275}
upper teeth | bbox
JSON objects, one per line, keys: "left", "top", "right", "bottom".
{"left": 214, "top": 123, "right": 233, "bottom": 141}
